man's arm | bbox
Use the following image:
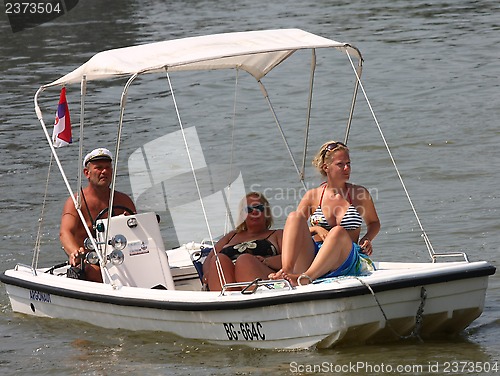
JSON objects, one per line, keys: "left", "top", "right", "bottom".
{"left": 59, "top": 196, "right": 84, "bottom": 266}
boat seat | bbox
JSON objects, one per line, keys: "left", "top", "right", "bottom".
{"left": 190, "top": 246, "right": 212, "bottom": 282}
{"left": 95, "top": 212, "right": 176, "bottom": 290}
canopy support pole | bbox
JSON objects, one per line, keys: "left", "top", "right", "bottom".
{"left": 101, "top": 73, "right": 139, "bottom": 264}
{"left": 300, "top": 49, "right": 316, "bottom": 183}
{"left": 258, "top": 80, "right": 307, "bottom": 191}
{"left": 223, "top": 68, "right": 240, "bottom": 235}
{"left": 76, "top": 76, "right": 87, "bottom": 209}
{"left": 344, "top": 54, "right": 363, "bottom": 144}
{"left": 164, "top": 71, "right": 227, "bottom": 288}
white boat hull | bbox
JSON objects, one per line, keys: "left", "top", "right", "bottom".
{"left": 1, "top": 261, "right": 494, "bottom": 349}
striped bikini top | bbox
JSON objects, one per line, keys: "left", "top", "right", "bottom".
{"left": 309, "top": 184, "right": 363, "bottom": 231}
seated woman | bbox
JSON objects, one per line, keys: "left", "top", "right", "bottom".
{"left": 270, "top": 140, "right": 380, "bottom": 286}
{"left": 202, "top": 192, "right": 283, "bottom": 291}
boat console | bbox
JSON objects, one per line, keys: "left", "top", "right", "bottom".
{"left": 95, "top": 212, "right": 176, "bottom": 290}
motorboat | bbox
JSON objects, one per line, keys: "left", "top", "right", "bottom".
{"left": 0, "top": 29, "right": 495, "bottom": 350}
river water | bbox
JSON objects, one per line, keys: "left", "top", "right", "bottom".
{"left": 1, "top": 0, "right": 499, "bottom": 375}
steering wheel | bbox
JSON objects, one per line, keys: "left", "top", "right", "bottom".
{"left": 95, "top": 205, "right": 135, "bottom": 222}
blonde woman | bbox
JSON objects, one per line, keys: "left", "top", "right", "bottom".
{"left": 270, "top": 141, "right": 380, "bottom": 285}
{"left": 202, "top": 192, "right": 283, "bottom": 291}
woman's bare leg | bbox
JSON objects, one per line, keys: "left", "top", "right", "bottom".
{"left": 271, "top": 211, "right": 315, "bottom": 279}
{"left": 234, "top": 254, "right": 275, "bottom": 282}
{"left": 298, "top": 226, "right": 353, "bottom": 283}
{"left": 207, "top": 253, "right": 235, "bottom": 291}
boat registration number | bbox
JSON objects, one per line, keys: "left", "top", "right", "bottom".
{"left": 223, "top": 322, "right": 266, "bottom": 341}
{"left": 30, "top": 289, "right": 51, "bottom": 303}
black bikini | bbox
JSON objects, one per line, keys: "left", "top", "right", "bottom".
{"left": 219, "top": 230, "right": 278, "bottom": 262}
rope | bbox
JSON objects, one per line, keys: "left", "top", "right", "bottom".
{"left": 345, "top": 51, "right": 436, "bottom": 260}
{"left": 33, "top": 153, "right": 54, "bottom": 270}
{"left": 356, "top": 277, "right": 426, "bottom": 341}
{"left": 213, "top": 69, "right": 243, "bottom": 289}
{"left": 165, "top": 72, "right": 227, "bottom": 288}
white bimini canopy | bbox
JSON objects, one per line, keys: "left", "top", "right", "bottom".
{"left": 46, "top": 28, "right": 361, "bottom": 87}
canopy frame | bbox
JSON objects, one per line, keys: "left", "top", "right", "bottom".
{"left": 32, "top": 29, "right": 371, "bottom": 279}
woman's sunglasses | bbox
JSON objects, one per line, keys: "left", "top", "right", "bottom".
{"left": 322, "top": 141, "right": 347, "bottom": 158}
{"left": 245, "top": 204, "right": 265, "bottom": 213}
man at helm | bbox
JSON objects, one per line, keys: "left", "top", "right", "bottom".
{"left": 59, "top": 147, "right": 136, "bottom": 282}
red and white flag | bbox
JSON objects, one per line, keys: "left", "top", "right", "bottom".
{"left": 52, "top": 87, "right": 72, "bottom": 147}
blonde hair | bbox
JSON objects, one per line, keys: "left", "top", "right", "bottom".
{"left": 311, "top": 140, "right": 349, "bottom": 176}
{"left": 235, "top": 192, "right": 273, "bottom": 232}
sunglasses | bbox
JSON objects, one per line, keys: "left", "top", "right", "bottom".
{"left": 245, "top": 204, "right": 265, "bottom": 213}
{"left": 322, "top": 141, "right": 347, "bottom": 157}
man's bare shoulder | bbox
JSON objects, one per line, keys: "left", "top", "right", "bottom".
{"left": 61, "top": 193, "right": 78, "bottom": 214}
